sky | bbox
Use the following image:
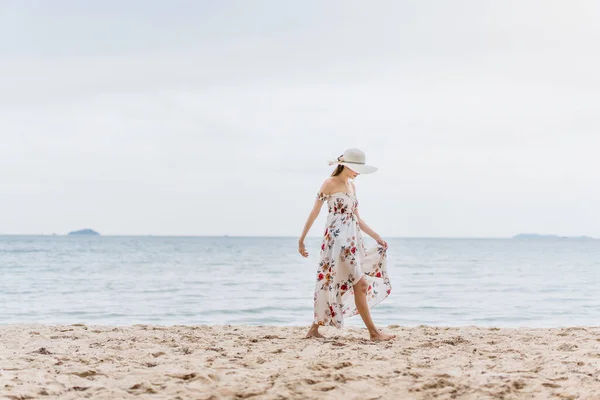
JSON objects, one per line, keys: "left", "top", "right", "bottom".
{"left": 1, "top": 0, "right": 599, "bottom": 237}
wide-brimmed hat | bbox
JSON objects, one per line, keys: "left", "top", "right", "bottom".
{"left": 328, "top": 148, "right": 378, "bottom": 174}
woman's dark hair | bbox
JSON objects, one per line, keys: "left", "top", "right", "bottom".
{"left": 331, "top": 165, "right": 345, "bottom": 177}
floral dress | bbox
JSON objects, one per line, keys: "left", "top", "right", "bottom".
{"left": 313, "top": 191, "right": 391, "bottom": 328}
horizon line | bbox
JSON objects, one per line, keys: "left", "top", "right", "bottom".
{"left": 0, "top": 234, "right": 596, "bottom": 240}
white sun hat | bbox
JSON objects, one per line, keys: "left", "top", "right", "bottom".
{"left": 328, "top": 148, "right": 378, "bottom": 174}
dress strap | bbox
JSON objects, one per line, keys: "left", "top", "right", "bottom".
{"left": 317, "top": 192, "right": 331, "bottom": 202}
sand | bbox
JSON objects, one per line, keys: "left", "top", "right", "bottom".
{"left": 2, "top": 324, "right": 600, "bottom": 399}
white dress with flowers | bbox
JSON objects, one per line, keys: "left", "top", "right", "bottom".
{"left": 313, "top": 191, "right": 391, "bottom": 328}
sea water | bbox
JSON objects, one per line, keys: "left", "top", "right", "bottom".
{"left": 1, "top": 235, "right": 599, "bottom": 327}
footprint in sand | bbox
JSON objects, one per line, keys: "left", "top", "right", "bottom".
{"left": 128, "top": 383, "right": 158, "bottom": 394}
{"left": 70, "top": 370, "right": 98, "bottom": 379}
{"left": 557, "top": 344, "right": 578, "bottom": 352}
{"left": 334, "top": 361, "right": 352, "bottom": 369}
{"left": 318, "top": 385, "right": 337, "bottom": 392}
{"left": 33, "top": 347, "right": 52, "bottom": 355}
{"left": 308, "top": 362, "right": 330, "bottom": 371}
{"left": 543, "top": 382, "right": 561, "bottom": 388}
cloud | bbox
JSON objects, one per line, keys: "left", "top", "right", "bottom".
{"left": 1, "top": 0, "right": 599, "bottom": 236}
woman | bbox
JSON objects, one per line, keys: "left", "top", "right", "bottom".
{"left": 298, "top": 148, "right": 395, "bottom": 341}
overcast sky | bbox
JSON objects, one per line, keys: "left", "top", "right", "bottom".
{"left": 1, "top": 0, "right": 599, "bottom": 237}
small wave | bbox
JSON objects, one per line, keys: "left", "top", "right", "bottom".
{"left": 0, "top": 249, "right": 44, "bottom": 254}
{"left": 200, "top": 306, "right": 309, "bottom": 315}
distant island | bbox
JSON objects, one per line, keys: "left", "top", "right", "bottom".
{"left": 68, "top": 229, "right": 100, "bottom": 236}
{"left": 513, "top": 234, "right": 594, "bottom": 240}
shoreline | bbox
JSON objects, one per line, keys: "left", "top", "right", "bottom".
{"left": 1, "top": 324, "right": 599, "bottom": 399}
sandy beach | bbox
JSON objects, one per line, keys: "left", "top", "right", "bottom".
{"left": 2, "top": 324, "right": 600, "bottom": 399}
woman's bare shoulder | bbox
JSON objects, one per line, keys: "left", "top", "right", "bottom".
{"left": 319, "top": 178, "right": 338, "bottom": 194}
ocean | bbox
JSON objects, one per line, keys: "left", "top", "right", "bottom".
{"left": 1, "top": 235, "right": 599, "bottom": 328}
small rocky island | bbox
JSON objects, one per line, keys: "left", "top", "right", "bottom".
{"left": 68, "top": 229, "right": 100, "bottom": 236}
{"left": 513, "top": 233, "right": 594, "bottom": 240}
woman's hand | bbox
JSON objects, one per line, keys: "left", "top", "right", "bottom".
{"left": 298, "top": 240, "right": 309, "bottom": 258}
{"left": 374, "top": 235, "right": 388, "bottom": 249}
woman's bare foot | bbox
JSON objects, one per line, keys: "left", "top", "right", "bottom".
{"left": 370, "top": 329, "right": 396, "bottom": 341}
{"left": 306, "top": 324, "right": 326, "bottom": 339}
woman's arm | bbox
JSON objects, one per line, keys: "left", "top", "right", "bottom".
{"left": 355, "top": 208, "right": 381, "bottom": 239}
{"left": 299, "top": 180, "right": 336, "bottom": 257}
{"left": 298, "top": 198, "right": 324, "bottom": 257}
{"left": 352, "top": 183, "right": 388, "bottom": 248}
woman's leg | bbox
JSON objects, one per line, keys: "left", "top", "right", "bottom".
{"left": 353, "top": 277, "right": 395, "bottom": 341}
{"left": 306, "top": 323, "right": 325, "bottom": 338}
